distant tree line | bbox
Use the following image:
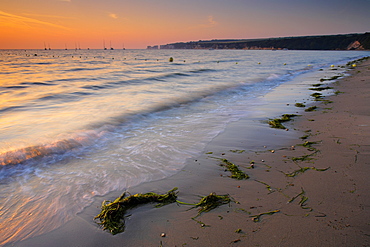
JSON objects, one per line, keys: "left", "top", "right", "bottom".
{"left": 158, "top": 33, "right": 370, "bottom": 50}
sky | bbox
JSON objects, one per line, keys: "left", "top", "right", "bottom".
{"left": 0, "top": 0, "right": 369, "bottom": 49}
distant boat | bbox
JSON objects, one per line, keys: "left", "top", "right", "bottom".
{"left": 103, "top": 40, "right": 107, "bottom": 50}
{"left": 110, "top": 41, "right": 114, "bottom": 50}
{"left": 122, "top": 43, "right": 125, "bottom": 50}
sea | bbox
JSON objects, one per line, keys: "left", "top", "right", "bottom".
{"left": 0, "top": 49, "right": 368, "bottom": 245}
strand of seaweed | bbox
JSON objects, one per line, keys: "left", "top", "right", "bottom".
{"left": 94, "top": 187, "right": 237, "bottom": 234}
{"left": 210, "top": 157, "right": 249, "bottom": 180}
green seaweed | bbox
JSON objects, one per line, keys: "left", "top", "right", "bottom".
{"left": 298, "top": 141, "right": 320, "bottom": 151}
{"left": 288, "top": 188, "right": 312, "bottom": 210}
{"left": 334, "top": 90, "right": 344, "bottom": 95}
{"left": 251, "top": 210, "right": 280, "bottom": 222}
{"left": 255, "top": 180, "right": 274, "bottom": 193}
{"left": 268, "top": 114, "right": 298, "bottom": 129}
{"left": 311, "top": 83, "right": 323, "bottom": 87}
{"left": 285, "top": 166, "right": 330, "bottom": 177}
{"left": 230, "top": 149, "right": 245, "bottom": 153}
{"left": 191, "top": 192, "right": 236, "bottom": 217}
{"left": 300, "top": 134, "right": 310, "bottom": 140}
{"left": 288, "top": 188, "right": 306, "bottom": 203}
{"left": 290, "top": 154, "right": 315, "bottom": 162}
{"left": 310, "top": 92, "right": 323, "bottom": 100}
{"left": 309, "top": 86, "right": 333, "bottom": 91}
{"left": 319, "top": 75, "right": 341, "bottom": 82}
{"left": 191, "top": 218, "right": 210, "bottom": 228}
{"left": 94, "top": 188, "right": 179, "bottom": 235}
{"left": 295, "top": 103, "right": 306, "bottom": 107}
{"left": 305, "top": 106, "right": 317, "bottom": 112}
{"left": 220, "top": 159, "right": 249, "bottom": 179}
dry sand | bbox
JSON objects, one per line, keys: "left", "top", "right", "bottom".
{"left": 14, "top": 59, "right": 370, "bottom": 247}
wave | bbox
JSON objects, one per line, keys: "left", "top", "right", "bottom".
{"left": 21, "top": 82, "right": 55, "bottom": 86}
{"left": 0, "top": 67, "right": 303, "bottom": 169}
{"left": 0, "top": 139, "right": 83, "bottom": 166}
{"left": 1, "top": 85, "right": 28, "bottom": 89}
{"left": 64, "top": 67, "right": 104, "bottom": 72}
{"left": 80, "top": 68, "right": 217, "bottom": 91}
{"left": 0, "top": 105, "right": 25, "bottom": 113}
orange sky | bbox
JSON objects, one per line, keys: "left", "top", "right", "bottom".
{"left": 1, "top": 0, "right": 369, "bottom": 49}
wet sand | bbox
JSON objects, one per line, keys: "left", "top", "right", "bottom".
{"left": 14, "top": 59, "right": 370, "bottom": 247}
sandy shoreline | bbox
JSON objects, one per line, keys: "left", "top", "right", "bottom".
{"left": 13, "top": 59, "right": 370, "bottom": 247}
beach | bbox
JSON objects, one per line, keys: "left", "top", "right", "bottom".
{"left": 12, "top": 58, "right": 369, "bottom": 247}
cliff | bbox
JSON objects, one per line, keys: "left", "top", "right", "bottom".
{"left": 154, "top": 32, "right": 370, "bottom": 50}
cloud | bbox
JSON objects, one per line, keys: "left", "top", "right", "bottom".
{"left": 23, "top": 13, "right": 75, "bottom": 19}
{"left": 207, "top": 16, "right": 218, "bottom": 26}
{"left": 188, "top": 15, "right": 218, "bottom": 30}
{"left": 109, "top": 13, "right": 118, "bottom": 19}
{"left": 0, "top": 10, "right": 70, "bottom": 30}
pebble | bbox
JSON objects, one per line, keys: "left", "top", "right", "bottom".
{"left": 161, "top": 233, "right": 166, "bottom": 237}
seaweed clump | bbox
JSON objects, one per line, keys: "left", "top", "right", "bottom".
{"left": 295, "top": 103, "right": 306, "bottom": 107}
{"left": 319, "top": 75, "right": 342, "bottom": 82}
{"left": 310, "top": 92, "right": 323, "bottom": 101}
{"left": 220, "top": 159, "right": 249, "bottom": 179}
{"left": 268, "top": 114, "right": 298, "bottom": 129}
{"left": 94, "top": 188, "right": 178, "bottom": 235}
{"left": 309, "top": 86, "right": 333, "bottom": 91}
{"left": 305, "top": 106, "right": 317, "bottom": 112}
{"left": 192, "top": 192, "right": 235, "bottom": 216}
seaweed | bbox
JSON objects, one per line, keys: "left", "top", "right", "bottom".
{"left": 311, "top": 83, "right": 323, "bottom": 87}
{"left": 230, "top": 149, "right": 245, "bottom": 153}
{"left": 295, "top": 103, "right": 306, "bottom": 107}
{"left": 288, "top": 188, "right": 312, "bottom": 210}
{"left": 220, "top": 159, "right": 249, "bottom": 179}
{"left": 285, "top": 166, "right": 330, "bottom": 177}
{"left": 310, "top": 92, "right": 323, "bottom": 100}
{"left": 298, "top": 141, "right": 320, "bottom": 151}
{"left": 334, "top": 90, "right": 344, "bottom": 95}
{"left": 268, "top": 114, "right": 298, "bottom": 129}
{"left": 94, "top": 188, "right": 178, "bottom": 235}
{"left": 319, "top": 75, "right": 341, "bottom": 82}
{"left": 255, "top": 180, "right": 274, "bottom": 193}
{"left": 250, "top": 210, "right": 280, "bottom": 222}
{"left": 192, "top": 192, "right": 235, "bottom": 215}
{"left": 305, "top": 106, "right": 317, "bottom": 112}
{"left": 300, "top": 134, "right": 310, "bottom": 140}
{"left": 309, "top": 86, "right": 333, "bottom": 91}
{"left": 290, "top": 154, "right": 315, "bottom": 162}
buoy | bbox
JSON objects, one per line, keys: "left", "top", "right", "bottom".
{"left": 352, "top": 64, "right": 357, "bottom": 67}
{"left": 258, "top": 62, "right": 261, "bottom": 64}
{"left": 283, "top": 63, "right": 287, "bottom": 65}
{"left": 236, "top": 62, "right": 238, "bottom": 64}
{"left": 169, "top": 57, "right": 173, "bottom": 62}
{"left": 330, "top": 65, "right": 335, "bottom": 67}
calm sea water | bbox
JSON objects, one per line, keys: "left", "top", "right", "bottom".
{"left": 0, "top": 49, "right": 368, "bottom": 244}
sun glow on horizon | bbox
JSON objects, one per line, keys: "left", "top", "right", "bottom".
{"left": 0, "top": 0, "right": 369, "bottom": 49}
